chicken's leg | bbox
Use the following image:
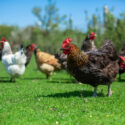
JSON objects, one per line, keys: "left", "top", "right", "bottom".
{"left": 46, "top": 74, "right": 49, "bottom": 79}
{"left": 46, "top": 73, "right": 51, "bottom": 79}
{"left": 119, "top": 74, "right": 121, "bottom": 81}
{"left": 10, "top": 77, "right": 15, "bottom": 82}
{"left": 107, "top": 84, "right": 112, "bottom": 97}
{"left": 92, "top": 86, "right": 97, "bottom": 97}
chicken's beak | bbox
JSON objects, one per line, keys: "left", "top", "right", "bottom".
{"left": 60, "top": 48, "right": 64, "bottom": 51}
{"left": 95, "top": 34, "right": 97, "bottom": 37}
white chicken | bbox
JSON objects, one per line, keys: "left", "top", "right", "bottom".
{"left": 0, "top": 38, "right": 27, "bottom": 82}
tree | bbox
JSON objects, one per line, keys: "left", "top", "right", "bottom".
{"left": 32, "top": 0, "right": 67, "bottom": 33}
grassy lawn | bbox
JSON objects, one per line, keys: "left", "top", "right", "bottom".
{"left": 0, "top": 56, "right": 125, "bottom": 125}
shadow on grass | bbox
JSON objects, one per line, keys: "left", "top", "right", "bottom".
{"left": 117, "top": 79, "right": 125, "bottom": 82}
{"left": 0, "top": 80, "right": 12, "bottom": 83}
{"left": 0, "top": 77, "right": 11, "bottom": 83}
{"left": 38, "top": 90, "right": 104, "bottom": 98}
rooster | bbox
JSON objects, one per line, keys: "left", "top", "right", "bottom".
{"left": 24, "top": 43, "right": 36, "bottom": 66}
{"left": 34, "top": 49, "right": 61, "bottom": 79}
{"left": 55, "top": 32, "right": 97, "bottom": 70}
{"left": 61, "top": 38, "right": 119, "bottom": 97}
{"left": 0, "top": 38, "right": 27, "bottom": 82}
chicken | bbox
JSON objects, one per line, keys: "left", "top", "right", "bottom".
{"left": 118, "top": 44, "right": 125, "bottom": 81}
{"left": 81, "top": 32, "right": 97, "bottom": 52}
{"left": 34, "top": 49, "right": 61, "bottom": 79}
{"left": 61, "top": 38, "right": 119, "bottom": 97}
{"left": 55, "top": 53, "right": 67, "bottom": 69}
{"left": 55, "top": 32, "right": 97, "bottom": 70}
{"left": 0, "top": 38, "right": 27, "bottom": 82}
{"left": 24, "top": 43, "right": 36, "bottom": 66}
{"left": 118, "top": 56, "right": 125, "bottom": 80}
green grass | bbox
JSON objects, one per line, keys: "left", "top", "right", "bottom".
{"left": 0, "top": 56, "right": 125, "bottom": 125}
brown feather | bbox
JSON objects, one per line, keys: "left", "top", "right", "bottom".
{"left": 34, "top": 49, "right": 61, "bottom": 78}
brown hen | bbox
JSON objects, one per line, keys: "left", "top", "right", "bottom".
{"left": 55, "top": 32, "right": 97, "bottom": 70}
{"left": 34, "top": 49, "right": 61, "bottom": 79}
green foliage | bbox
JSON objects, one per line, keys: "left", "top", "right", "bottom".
{"left": 0, "top": 57, "right": 125, "bottom": 125}
{"left": 0, "top": 25, "right": 14, "bottom": 40}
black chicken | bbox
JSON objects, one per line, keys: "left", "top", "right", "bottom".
{"left": 55, "top": 53, "right": 67, "bottom": 69}
{"left": 24, "top": 44, "right": 36, "bottom": 66}
{"left": 81, "top": 32, "right": 97, "bottom": 52}
{"left": 61, "top": 38, "right": 119, "bottom": 97}
{"left": 118, "top": 44, "right": 125, "bottom": 80}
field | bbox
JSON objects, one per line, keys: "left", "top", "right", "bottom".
{"left": 0, "top": 56, "right": 125, "bottom": 125}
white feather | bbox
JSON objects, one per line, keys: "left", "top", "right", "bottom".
{"left": 1, "top": 42, "right": 27, "bottom": 77}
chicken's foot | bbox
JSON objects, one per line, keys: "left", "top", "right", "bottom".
{"left": 107, "top": 84, "right": 112, "bottom": 97}
{"left": 92, "top": 86, "right": 97, "bottom": 97}
{"left": 10, "top": 77, "right": 15, "bottom": 82}
{"left": 46, "top": 74, "right": 50, "bottom": 79}
{"left": 119, "top": 74, "right": 121, "bottom": 81}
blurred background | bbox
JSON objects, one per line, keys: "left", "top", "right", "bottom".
{"left": 0, "top": 0, "right": 125, "bottom": 53}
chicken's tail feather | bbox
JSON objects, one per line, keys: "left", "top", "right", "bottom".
{"left": 99, "top": 40, "right": 118, "bottom": 61}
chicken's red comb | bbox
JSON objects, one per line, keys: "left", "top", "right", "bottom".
{"left": 120, "top": 56, "right": 125, "bottom": 61}
{"left": 90, "top": 32, "right": 96, "bottom": 35}
{"left": 62, "top": 38, "right": 72, "bottom": 48}
{"left": 64, "top": 38, "right": 72, "bottom": 43}
{"left": 1, "top": 37, "right": 7, "bottom": 42}
{"left": 32, "top": 43, "right": 35, "bottom": 47}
